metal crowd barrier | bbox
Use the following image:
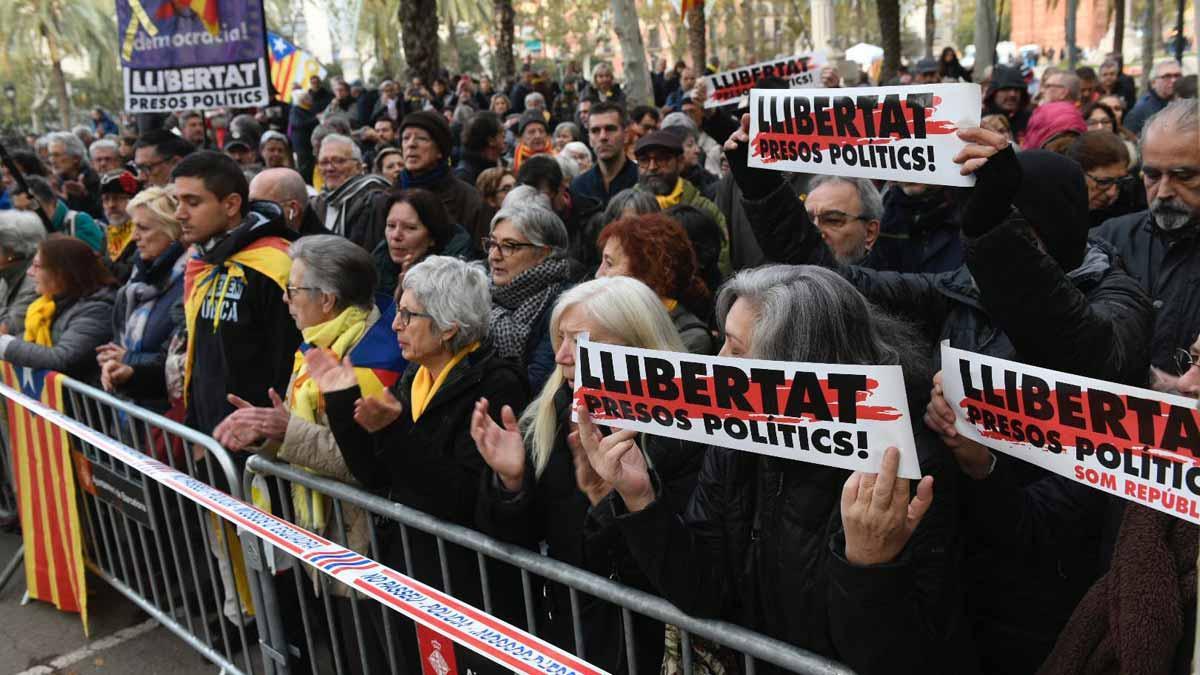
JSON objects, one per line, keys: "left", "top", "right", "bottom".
{"left": 53, "top": 376, "right": 290, "bottom": 675}
{"left": 244, "top": 455, "right": 856, "bottom": 675}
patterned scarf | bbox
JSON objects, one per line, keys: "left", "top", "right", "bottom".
{"left": 513, "top": 143, "right": 554, "bottom": 171}
{"left": 489, "top": 256, "right": 570, "bottom": 360}
{"left": 106, "top": 220, "right": 135, "bottom": 262}
{"left": 23, "top": 295, "right": 56, "bottom": 347}
{"left": 121, "top": 243, "right": 186, "bottom": 352}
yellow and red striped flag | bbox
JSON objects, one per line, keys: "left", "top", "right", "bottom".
{"left": 268, "top": 32, "right": 327, "bottom": 104}
{"left": 1, "top": 363, "right": 88, "bottom": 631}
{"left": 153, "top": 0, "right": 221, "bottom": 37}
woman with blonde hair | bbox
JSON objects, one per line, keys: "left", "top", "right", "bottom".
{"left": 96, "top": 185, "right": 190, "bottom": 412}
{"left": 470, "top": 275, "right": 703, "bottom": 674}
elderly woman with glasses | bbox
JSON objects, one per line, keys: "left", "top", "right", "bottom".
{"left": 0, "top": 211, "right": 46, "bottom": 337}
{"left": 305, "top": 255, "right": 528, "bottom": 674}
{"left": 213, "top": 235, "right": 405, "bottom": 673}
{"left": 485, "top": 205, "right": 577, "bottom": 392}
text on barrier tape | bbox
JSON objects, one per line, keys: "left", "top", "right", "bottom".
{"left": 0, "top": 382, "right": 608, "bottom": 675}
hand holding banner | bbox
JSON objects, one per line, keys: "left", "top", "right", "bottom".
{"left": 701, "top": 52, "right": 826, "bottom": 109}
{"left": 939, "top": 342, "right": 1200, "bottom": 524}
{"left": 748, "top": 83, "right": 982, "bottom": 187}
{"left": 571, "top": 336, "right": 921, "bottom": 478}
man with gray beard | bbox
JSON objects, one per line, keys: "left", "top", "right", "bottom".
{"left": 1095, "top": 99, "right": 1200, "bottom": 390}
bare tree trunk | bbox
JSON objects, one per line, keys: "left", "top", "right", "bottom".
{"left": 975, "top": 0, "right": 997, "bottom": 74}
{"left": 1113, "top": 0, "right": 1125, "bottom": 58}
{"left": 398, "top": 0, "right": 440, "bottom": 86}
{"left": 493, "top": 0, "right": 515, "bottom": 83}
{"left": 1140, "top": 0, "right": 1155, "bottom": 92}
{"left": 42, "top": 25, "right": 70, "bottom": 128}
{"left": 611, "top": 0, "right": 653, "bottom": 105}
{"left": 925, "top": 0, "right": 936, "bottom": 57}
{"left": 444, "top": 8, "right": 461, "bottom": 73}
{"left": 688, "top": 3, "right": 707, "bottom": 72}
{"left": 1066, "top": 0, "right": 1078, "bottom": 68}
{"left": 876, "top": 0, "right": 901, "bottom": 82}
{"left": 743, "top": 0, "right": 756, "bottom": 63}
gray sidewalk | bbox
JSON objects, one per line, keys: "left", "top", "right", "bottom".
{"left": 0, "top": 532, "right": 218, "bottom": 675}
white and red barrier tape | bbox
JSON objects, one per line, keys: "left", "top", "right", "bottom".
{"left": 0, "top": 382, "right": 608, "bottom": 675}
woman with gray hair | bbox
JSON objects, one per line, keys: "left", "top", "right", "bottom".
{"left": 485, "top": 204, "right": 575, "bottom": 391}
{"left": 0, "top": 211, "right": 46, "bottom": 335}
{"left": 576, "top": 264, "right": 965, "bottom": 674}
{"left": 304, "top": 254, "right": 528, "bottom": 674}
{"left": 214, "top": 234, "right": 405, "bottom": 672}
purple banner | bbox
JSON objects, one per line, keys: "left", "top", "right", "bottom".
{"left": 117, "top": 0, "right": 269, "bottom": 112}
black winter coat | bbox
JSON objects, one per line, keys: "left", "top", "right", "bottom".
{"left": 735, "top": 147, "right": 1153, "bottom": 674}
{"left": 1094, "top": 210, "right": 1200, "bottom": 373}
{"left": 111, "top": 242, "right": 186, "bottom": 412}
{"left": 327, "top": 344, "right": 529, "bottom": 674}
{"left": 475, "top": 386, "right": 703, "bottom": 674}
{"left": 614, "top": 425, "right": 968, "bottom": 675}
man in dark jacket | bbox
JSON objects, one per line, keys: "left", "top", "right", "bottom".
{"left": 306, "top": 133, "right": 390, "bottom": 248}
{"left": 171, "top": 151, "right": 299, "bottom": 437}
{"left": 1094, "top": 99, "right": 1200, "bottom": 390}
{"left": 288, "top": 92, "right": 321, "bottom": 183}
{"left": 983, "top": 65, "right": 1033, "bottom": 142}
{"left": 453, "top": 112, "right": 504, "bottom": 187}
{"left": 727, "top": 120, "right": 1152, "bottom": 673}
{"left": 569, "top": 102, "right": 638, "bottom": 210}
{"left": 874, "top": 182, "right": 966, "bottom": 274}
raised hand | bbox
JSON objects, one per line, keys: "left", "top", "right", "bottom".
{"left": 303, "top": 348, "right": 358, "bottom": 393}
{"left": 567, "top": 427, "right": 613, "bottom": 506}
{"left": 353, "top": 389, "right": 404, "bottom": 433}
{"left": 953, "top": 127, "right": 1011, "bottom": 176}
{"left": 470, "top": 397, "right": 526, "bottom": 492}
{"left": 841, "top": 447, "right": 934, "bottom": 566}
{"left": 573, "top": 403, "right": 654, "bottom": 512}
{"left": 95, "top": 342, "right": 127, "bottom": 367}
{"left": 923, "top": 370, "right": 993, "bottom": 479}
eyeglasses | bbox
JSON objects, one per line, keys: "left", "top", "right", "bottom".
{"left": 1085, "top": 173, "right": 1131, "bottom": 189}
{"left": 396, "top": 308, "right": 433, "bottom": 328}
{"left": 808, "top": 210, "right": 868, "bottom": 228}
{"left": 134, "top": 158, "right": 165, "bottom": 174}
{"left": 1175, "top": 348, "right": 1199, "bottom": 376}
{"left": 317, "top": 156, "right": 356, "bottom": 169}
{"left": 481, "top": 237, "right": 542, "bottom": 257}
{"left": 285, "top": 285, "right": 320, "bottom": 301}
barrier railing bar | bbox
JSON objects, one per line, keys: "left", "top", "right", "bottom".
{"left": 681, "top": 629, "right": 694, "bottom": 675}
{"left": 568, "top": 586, "right": 585, "bottom": 660}
{"left": 435, "top": 536, "right": 453, "bottom": 597}
{"left": 245, "top": 456, "right": 855, "bottom": 675}
{"left": 475, "top": 551, "right": 493, "bottom": 615}
{"left": 622, "top": 607, "right": 637, "bottom": 675}
{"left": 520, "top": 568, "right": 537, "bottom": 634}
{"left": 365, "top": 513, "right": 400, "bottom": 675}
{"left": 272, "top": 474, "right": 321, "bottom": 675}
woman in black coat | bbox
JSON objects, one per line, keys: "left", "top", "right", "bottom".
{"left": 305, "top": 255, "right": 529, "bottom": 675}
{"left": 575, "top": 265, "right": 969, "bottom": 675}
{"left": 470, "top": 276, "right": 703, "bottom": 674}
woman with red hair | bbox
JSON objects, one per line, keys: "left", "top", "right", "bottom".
{"left": 596, "top": 213, "right": 716, "bottom": 354}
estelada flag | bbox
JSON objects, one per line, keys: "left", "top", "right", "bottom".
{"left": 0, "top": 363, "right": 88, "bottom": 632}
{"left": 154, "top": 0, "right": 221, "bottom": 37}
{"left": 268, "top": 32, "right": 328, "bottom": 104}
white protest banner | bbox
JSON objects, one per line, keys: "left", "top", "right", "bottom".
{"left": 702, "top": 52, "right": 825, "bottom": 109}
{"left": 747, "top": 83, "right": 982, "bottom": 187}
{"left": 0, "top": 381, "right": 608, "bottom": 675}
{"left": 940, "top": 342, "right": 1200, "bottom": 524}
{"left": 571, "top": 336, "right": 920, "bottom": 478}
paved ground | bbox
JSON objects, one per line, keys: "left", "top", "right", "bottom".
{"left": 0, "top": 532, "right": 221, "bottom": 675}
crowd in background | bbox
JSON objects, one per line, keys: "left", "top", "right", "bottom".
{"left": 0, "top": 46, "right": 1199, "bottom": 675}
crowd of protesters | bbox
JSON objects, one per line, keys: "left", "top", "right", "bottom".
{"left": 1, "top": 45, "right": 1199, "bottom": 675}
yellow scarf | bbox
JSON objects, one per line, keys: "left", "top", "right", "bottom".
{"left": 287, "top": 306, "right": 380, "bottom": 531}
{"left": 655, "top": 178, "right": 685, "bottom": 210}
{"left": 662, "top": 298, "right": 679, "bottom": 313}
{"left": 182, "top": 239, "right": 292, "bottom": 403}
{"left": 410, "top": 342, "right": 479, "bottom": 421}
{"left": 23, "top": 295, "right": 56, "bottom": 347}
{"left": 106, "top": 221, "right": 135, "bottom": 262}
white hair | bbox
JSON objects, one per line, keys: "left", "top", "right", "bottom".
{"left": 500, "top": 184, "right": 552, "bottom": 211}
{"left": 89, "top": 138, "right": 120, "bottom": 158}
{"left": 0, "top": 211, "right": 47, "bottom": 258}
{"left": 402, "top": 256, "right": 492, "bottom": 353}
{"left": 47, "top": 131, "right": 87, "bottom": 160}
{"left": 319, "top": 133, "right": 363, "bottom": 162}
{"left": 520, "top": 276, "right": 685, "bottom": 476}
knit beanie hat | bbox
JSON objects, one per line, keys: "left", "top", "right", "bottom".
{"left": 400, "top": 111, "right": 453, "bottom": 159}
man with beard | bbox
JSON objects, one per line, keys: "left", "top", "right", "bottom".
{"left": 99, "top": 170, "right": 141, "bottom": 282}
{"left": 633, "top": 130, "right": 728, "bottom": 272}
{"left": 983, "top": 65, "right": 1032, "bottom": 142}
{"left": 570, "top": 101, "right": 637, "bottom": 208}
{"left": 1095, "top": 99, "right": 1200, "bottom": 391}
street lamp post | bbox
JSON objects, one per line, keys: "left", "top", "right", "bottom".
{"left": 2, "top": 84, "right": 15, "bottom": 129}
